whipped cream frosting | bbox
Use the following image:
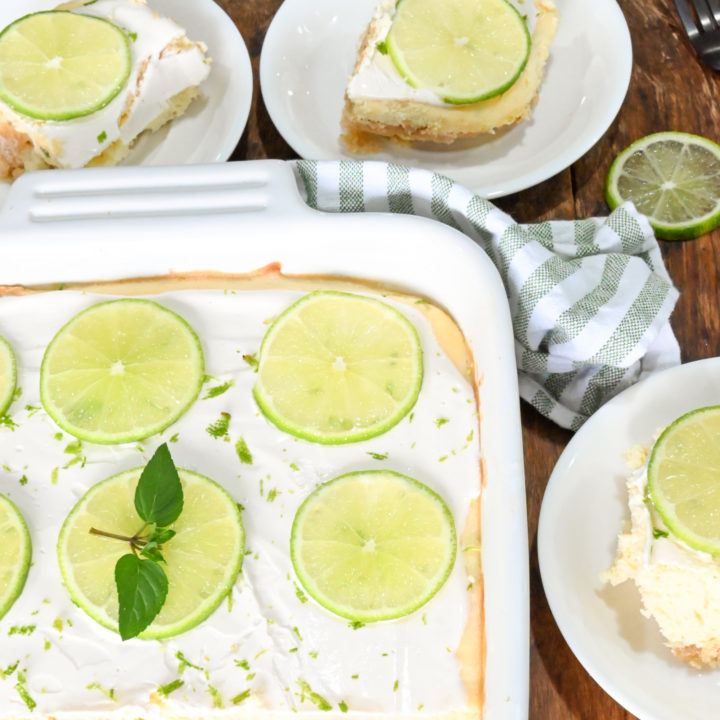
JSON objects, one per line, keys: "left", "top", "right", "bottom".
{"left": 0, "top": 0, "right": 210, "bottom": 168}
{"left": 347, "top": 0, "right": 447, "bottom": 107}
{"left": 625, "top": 456, "right": 717, "bottom": 572}
{"left": 0, "top": 288, "right": 481, "bottom": 718}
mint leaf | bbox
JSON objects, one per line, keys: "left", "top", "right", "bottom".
{"left": 134, "top": 443, "right": 183, "bottom": 527}
{"left": 115, "top": 554, "right": 168, "bottom": 640}
{"left": 150, "top": 527, "right": 176, "bottom": 544}
{"left": 139, "top": 543, "right": 165, "bottom": 564}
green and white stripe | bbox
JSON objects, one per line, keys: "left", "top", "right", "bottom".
{"left": 293, "top": 160, "right": 680, "bottom": 430}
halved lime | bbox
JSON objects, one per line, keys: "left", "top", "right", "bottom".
{"left": 0, "top": 494, "right": 31, "bottom": 622}
{"left": 0, "top": 10, "right": 131, "bottom": 121}
{"left": 605, "top": 132, "right": 720, "bottom": 240}
{"left": 0, "top": 334, "right": 16, "bottom": 416}
{"left": 253, "top": 291, "right": 423, "bottom": 444}
{"left": 648, "top": 405, "right": 720, "bottom": 555}
{"left": 385, "top": 0, "right": 530, "bottom": 104}
{"left": 57, "top": 467, "right": 244, "bottom": 639}
{"left": 291, "top": 470, "right": 456, "bottom": 622}
{"left": 40, "top": 299, "right": 204, "bottom": 444}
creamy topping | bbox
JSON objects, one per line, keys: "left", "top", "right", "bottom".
{"left": 0, "top": 0, "right": 210, "bottom": 168}
{"left": 0, "top": 288, "right": 480, "bottom": 718}
{"left": 347, "top": 0, "right": 448, "bottom": 107}
{"left": 626, "top": 459, "right": 717, "bottom": 572}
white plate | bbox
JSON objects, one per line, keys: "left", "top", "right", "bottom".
{"left": 259, "top": 0, "right": 632, "bottom": 199}
{"left": 0, "top": 0, "right": 251, "bottom": 167}
{"left": 538, "top": 358, "right": 720, "bottom": 720}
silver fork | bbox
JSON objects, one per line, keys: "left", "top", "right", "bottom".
{"left": 675, "top": 0, "right": 720, "bottom": 70}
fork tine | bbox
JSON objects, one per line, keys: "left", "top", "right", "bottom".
{"left": 691, "top": 0, "right": 717, "bottom": 32}
{"left": 676, "top": 0, "right": 701, "bottom": 41}
{"left": 706, "top": 0, "right": 720, "bottom": 22}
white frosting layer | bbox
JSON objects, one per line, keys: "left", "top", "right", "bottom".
{"left": 0, "top": 289, "right": 480, "bottom": 718}
{"left": 346, "top": 0, "right": 447, "bottom": 107}
{"left": 0, "top": 0, "right": 210, "bottom": 168}
{"left": 626, "top": 461, "right": 717, "bottom": 571}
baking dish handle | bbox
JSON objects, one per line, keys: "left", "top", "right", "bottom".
{"left": 0, "top": 160, "right": 313, "bottom": 228}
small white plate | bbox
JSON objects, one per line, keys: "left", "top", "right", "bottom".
{"left": 259, "top": 0, "right": 632, "bottom": 199}
{"left": 0, "top": 0, "right": 251, "bottom": 167}
{"left": 538, "top": 358, "right": 720, "bottom": 720}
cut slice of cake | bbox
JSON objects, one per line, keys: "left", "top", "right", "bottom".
{"left": 605, "top": 437, "right": 720, "bottom": 668}
{"left": 0, "top": 0, "right": 210, "bottom": 181}
{"left": 341, "top": 0, "right": 559, "bottom": 151}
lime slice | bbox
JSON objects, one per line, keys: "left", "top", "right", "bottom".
{"left": 291, "top": 470, "right": 456, "bottom": 622}
{"left": 40, "top": 299, "right": 204, "bottom": 444}
{"left": 385, "top": 0, "right": 531, "bottom": 104}
{"left": 605, "top": 132, "right": 720, "bottom": 240}
{"left": 253, "top": 291, "right": 423, "bottom": 444}
{"left": 0, "top": 334, "right": 16, "bottom": 417}
{"left": 648, "top": 405, "right": 720, "bottom": 555}
{"left": 0, "top": 493, "right": 31, "bottom": 622}
{"left": 0, "top": 10, "right": 131, "bottom": 121}
{"left": 57, "top": 467, "right": 244, "bottom": 639}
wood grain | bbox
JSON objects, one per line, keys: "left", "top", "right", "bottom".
{"left": 216, "top": 0, "right": 720, "bottom": 717}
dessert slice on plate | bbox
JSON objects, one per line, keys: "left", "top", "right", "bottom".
{"left": 341, "top": 0, "right": 559, "bottom": 150}
{"left": 605, "top": 406, "right": 720, "bottom": 668}
{"left": 0, "top": 0, "right": 210, "bottom": 180}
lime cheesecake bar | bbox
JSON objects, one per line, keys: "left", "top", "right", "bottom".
{"left": 606, "top": 408, "right": 720, "bottom": 668}
{"left": 0, "top": 0, "right": 210, "bottom": 181}
{"left": 342, "top": 0, "right": 558, "bottom": 151}
{"left": 0, "top": 276, "right": 484, "bottom": 719}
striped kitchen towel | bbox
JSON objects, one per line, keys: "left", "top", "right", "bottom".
{"left": 293, "top": 160, "right": 680, "bottom": 431}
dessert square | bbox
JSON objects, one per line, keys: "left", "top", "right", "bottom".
{"left": 0, "top": 275, "right": 485, "bottom": 719}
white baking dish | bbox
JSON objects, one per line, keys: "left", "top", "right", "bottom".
{"left": 0, "top": 160, "right": 527, "bottom": 719}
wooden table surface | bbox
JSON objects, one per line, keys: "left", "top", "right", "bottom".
{"left": 217, "top": 0, "right": 720, "bottom": 717}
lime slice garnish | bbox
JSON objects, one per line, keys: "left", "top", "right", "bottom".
{"left": 0, "top": 10, "right": 131, "bottom": 121}
{"left": 0, "top": 493, "right": 31, "bottom": 622}
{"left": 57, "top": 467, "right": 244, "bottom": 639}
{"left": 253, "top": 291, "right": 423, "bottom": 444}
{"left": 648, "top": 405, "right": 720, "bottom": 555}
{"left": 0, "top": 334, "right": 16, "bottom": 417}
{"left": 291, "top": 470, "right": 456, "bottom": 622}
{"left": 605, "top": 131, "right": 720, "bottom": 240}
{"left": 385, "top": 0, "right": 531, "bottom": 104}
{"left": 40, "top": 299, "right": 204, "bottom": 444}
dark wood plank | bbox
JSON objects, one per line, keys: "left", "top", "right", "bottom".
{"left": 217, "top": 0, "right": 720, "bottom": 717}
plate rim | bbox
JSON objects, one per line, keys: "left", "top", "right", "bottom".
{"left": 259, "top": 0, "right": 632, "bottom": 198}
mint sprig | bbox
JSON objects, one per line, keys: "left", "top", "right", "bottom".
{"left": 89, "top": 443, "right": 183, "bottom": 640}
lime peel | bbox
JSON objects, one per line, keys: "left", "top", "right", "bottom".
{"left": 253, "top": 291, "right": 423, "bottom": 444}
{"left": 648, "top": 405, "right": 720, "bottom": 555}
{"left": 0, "top": 10, "right": 131, "bottom": 121}
{"left": 291, "top": 470, "right": 456, "bottom": 622}
{"left": 57, "top": 466, "right": 244, "bottom": 639}
{"left": 0, "top": 493, "right": 31, "bottom": 621}
{"left": 40, "top": 298, "right": 205, "bottom": 444}
{"left": 385, "top": 0, "right": 531, "bottom": 105}
{"left": 605, "top": 131, "right": 720, "bottom": 240}
{"left": 0, "top": 335, "right": 16, "bottom": 417}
